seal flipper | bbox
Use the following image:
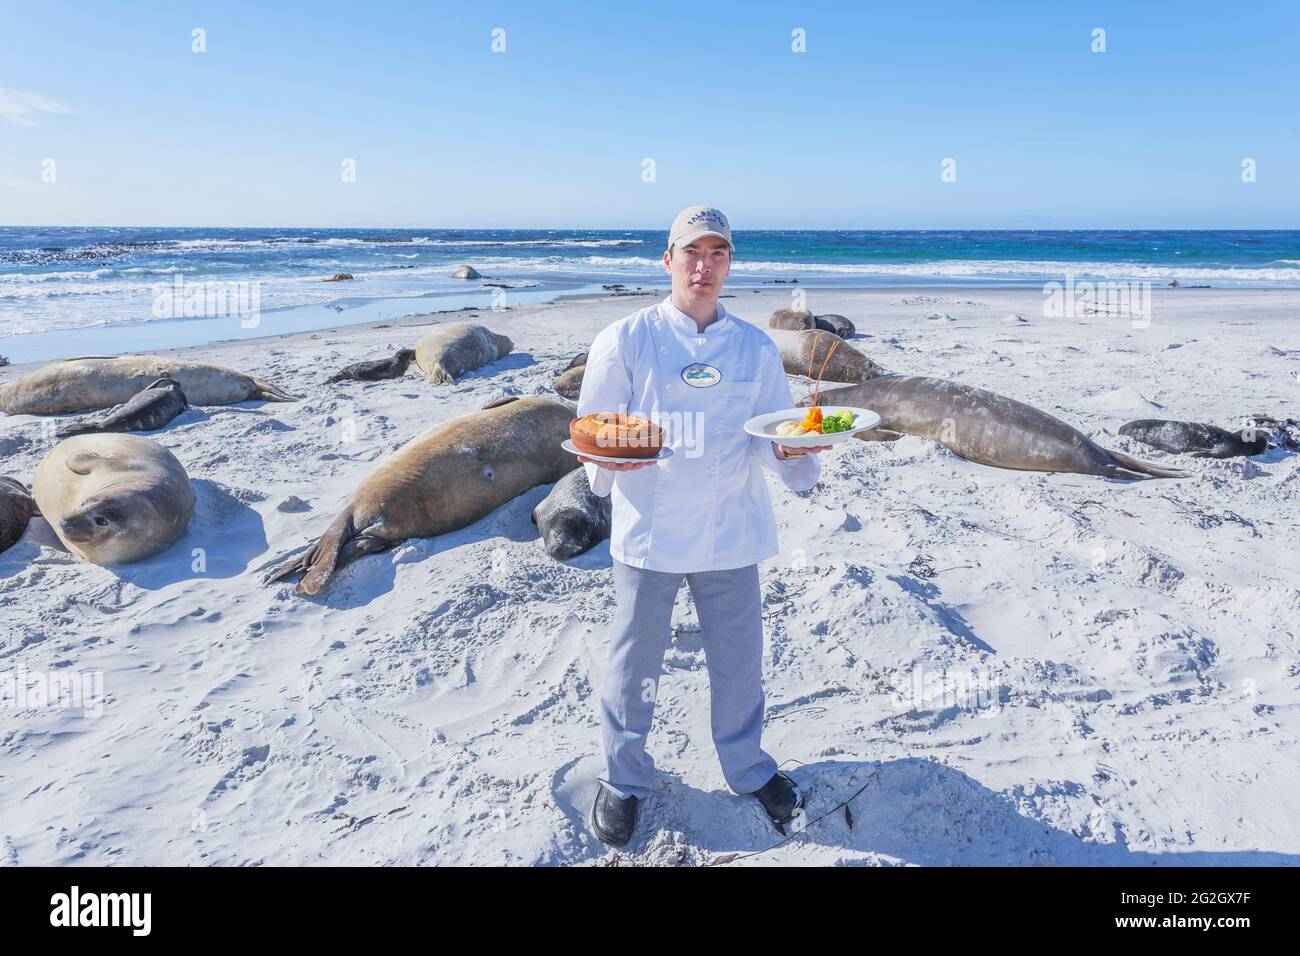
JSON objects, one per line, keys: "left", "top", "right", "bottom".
{"left": 65, "top": 451, "right": 110, "bottom": 475}
{"left": 337, "top": 533, "right": 392, "bottom": 566}
{"left": 1103, "top": 448, "right": 1188, "bottom": 480}
{"left": 55, "top": 419, "right": 99, "bottom": 440}
{"left": 252, "top": 376, "right": 300, "bottom": 402}
{"left": 426, "top": 364, "right": 457, "bottom": 386}
{"left": 481, "top": 395, "right": 520, "bottom": 410}
{"left": 268, "top": 511, "right": 355, "bottom": 595}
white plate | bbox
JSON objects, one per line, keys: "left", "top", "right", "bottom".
{"left": 743, "top": 406, "right": 882, "bottom": 448}
{"left": 561, "top": 438, "right": 674, "bottom": 463}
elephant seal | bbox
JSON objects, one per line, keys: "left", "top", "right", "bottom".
{"left": 1119, "top": 419, "right": 1268, "bottom": 458}
{"left": 0, "top": 477, "right": 38, "bottom": 555}
{"left": 532, "top": 467, "right": 611, "bottom": 560}
{"left": 55, "top": 378, "right": 189, "bottom": 439}
{"left": 414, "top": 322, "right": 513, "bottom": 385}
{"left": 0, "top": 355, "right": 297, "bottom": 415}
{"left": 565, "top": 351, "right": 589, "bottom": 372}
{"left": 815, "top": 314, "right": 855, "bottom": 339}
{"left": 767, "top": 329, "right": 884, "bottom": 385}
{"left": 553, "top": 365, "right": 585, "bottom": 400}
{"left": 812, "top": 377, "right": 1186, "bottom": 480}
{"left": 269, "top": 396, "right": 577, "bottom": 595}
{"left": 769, "top": 308, "right": 816, "bottom": 332}
{"left": 325, "top": 348, "right": 416, "bottom": 384}
{"left": 33, "top": 434, "right": 195, "bottom": 563}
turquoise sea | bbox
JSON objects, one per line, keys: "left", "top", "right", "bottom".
{"left": 2, "top": 227, "right": 1296, "bottom": 361}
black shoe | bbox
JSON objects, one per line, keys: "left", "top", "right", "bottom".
{"left": 752, "top": 770, "right": 805, "bottom": 825}
{"left": 591, "top": 785, "right": 639, "bottom": 847}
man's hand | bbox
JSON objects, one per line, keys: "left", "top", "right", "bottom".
{"left": 775, "top": 442, "right": 831, "bottom": 459}
{"left": 576, "top": 454, "right": 657, "bottom": 471}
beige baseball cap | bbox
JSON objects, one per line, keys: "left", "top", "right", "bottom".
{"left": 668, "top": 205, "right": 733, "bottom": 251}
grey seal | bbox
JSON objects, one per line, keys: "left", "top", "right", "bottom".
{"left": 814, "top": 314, "right": 855, "bottom": 338}
{"left": 813, "top": 377, "right": 1186, "bottom": 480}
{"left": 325, "top": 348, "right": 416, "bottom": 384}
{"left": 55, "top": 378, "right": 189, "bottom": 439}
{"left": 1119, "top": 419, "right": 1269, "bottom": 458}
{"left": 0, "top": 477, "right": 38, "bottom": 554}
{"left": 532, "top": 466, "right": 611, "bottom": 560}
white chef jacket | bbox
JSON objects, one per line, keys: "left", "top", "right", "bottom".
{"left": 577, "top": 295, "right": 820, "bottom": 573}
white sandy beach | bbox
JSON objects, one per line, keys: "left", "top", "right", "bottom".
{"left": 0, "top": 286, "right": 1297, "bottom": 866}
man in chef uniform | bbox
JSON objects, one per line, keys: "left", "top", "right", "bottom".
{"left": 576, "top": 205, "right": 831, "bottom": 847}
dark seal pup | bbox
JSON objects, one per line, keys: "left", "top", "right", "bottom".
{"left": 324, "top": 348, "right": 416, "bottom": 384}
{"left": 56, "top": 378, "right": 189, "bottom": 439}
{"left": 815, "top": 314, "right": 855, "bottom": 338}
{"left": 1119, "top": 419, "right": 1269, "bottom": 459}
{"left": 532, "top": 467, "right": 611, "bottom": 559}
{"left": 0, "top": 477, "right": 38, "bottom": 554}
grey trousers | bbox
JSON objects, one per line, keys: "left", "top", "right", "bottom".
{"left": 598, "top": 558, "right": 778, "bottom": 801}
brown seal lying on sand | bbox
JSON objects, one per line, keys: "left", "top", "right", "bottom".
{"left": 0, "top": 355, "right": 296, "bottom": 415}
{"left": 269, "top": 396, "right": 576, "bottom": 595}
{"left": 33, "top": 433, "right": 195, "bottom": 563}
{"left": 414, "top": 323, "right": 513, "bottom": 385}
{"left": 767, "top": 329, "right": 884, "bottom": 385}
{"left": 768, "top": 308, "right": 816, "bottom": 331}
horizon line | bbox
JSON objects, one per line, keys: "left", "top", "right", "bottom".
{"left": 2, "top": 224, "right": 1297, "bottom": 233}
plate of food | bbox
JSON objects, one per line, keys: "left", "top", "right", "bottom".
{"left": 564, "top": 412, "right": 674, "bottom": 463}
{"left": 744, "top": 405, "right": 881, "bottom": 448}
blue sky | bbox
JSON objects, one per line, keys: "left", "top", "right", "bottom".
{"left": 1, "top": 0, "right": 1297, "bottom": 229}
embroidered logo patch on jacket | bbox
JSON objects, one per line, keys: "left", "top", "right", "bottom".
{"left": 681, "top": 363, "right": 722, "bottom": 388}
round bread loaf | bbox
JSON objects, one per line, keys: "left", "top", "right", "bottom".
{"left": 570, "top": 413, "right": 664, "bottom": 458}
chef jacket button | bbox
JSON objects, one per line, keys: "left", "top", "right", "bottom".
{"left": 711, "top": 426, "right": 721, "bottom": 434}
{"left": 660, "top": 346, "right": 668, "bottom": 353}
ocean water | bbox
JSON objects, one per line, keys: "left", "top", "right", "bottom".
{"left": 1, "top": 227, "right": 1297, "bottom": 361}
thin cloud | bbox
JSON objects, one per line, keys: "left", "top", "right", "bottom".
{"left": 0, "top": 88, "right": 75, "bottom": 126}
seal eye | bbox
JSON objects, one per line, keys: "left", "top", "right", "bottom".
{"left": 94, "top": 516, "right": 110, "bottom": 527}
{"left": 482, "top": 466, "right": 494, "bottom": 480}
